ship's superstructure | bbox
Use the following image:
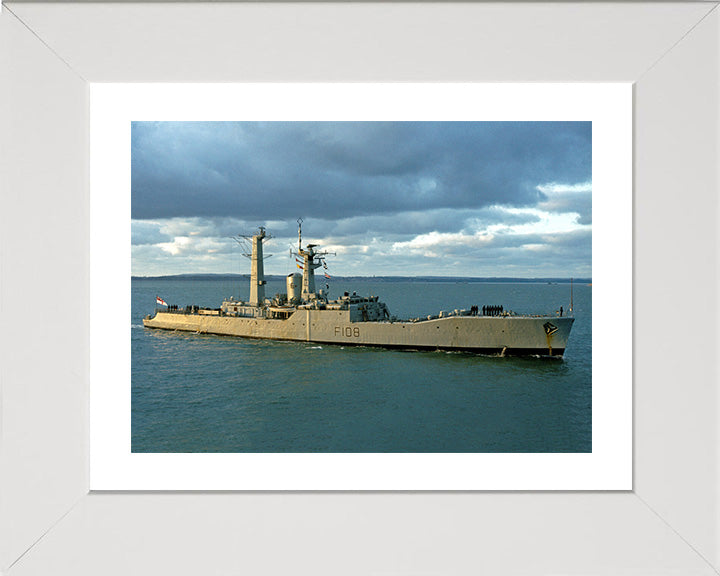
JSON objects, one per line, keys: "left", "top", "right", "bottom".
{"left": 143, "top": 223, "right": 575, "bottom": 357}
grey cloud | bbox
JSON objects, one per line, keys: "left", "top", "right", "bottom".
{"left": 133, "top": 207, "right": 543, "bottom": 257}
{"left": 132, "top": 121, "right": 591, "bottom": 222}
{"left": 323, "top": 207, "right": 541, "bottom": 238}
{"left": 131, "top": 221, "right": 173, "bottom": 245}
{"left": 393, "top": 228, "right": 591, "bottom": 266}
{"left": 538, "top": 190, "right": 592, "bottom": 225}
{"left": 132, "top": 219, "right": 591, "bottom": 278}
{"left": 483, "top": 227, "right": 590, "bottom": 249}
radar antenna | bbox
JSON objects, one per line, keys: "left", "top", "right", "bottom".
{"left": 291, "top": 218, "right": 335, "bottom": 299}
{"left": 232, "top": 226, "right": 273, "bottom": 260}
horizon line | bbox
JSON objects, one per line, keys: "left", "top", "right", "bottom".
{"left": 132, "top": 273, "right": 591, "bottom": 281}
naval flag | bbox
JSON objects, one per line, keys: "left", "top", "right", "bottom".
{"left": 156, "top": 296, "right": 168, "bottom": 307}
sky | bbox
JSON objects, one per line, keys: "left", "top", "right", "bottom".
{"left": 131, "top": 121, "right": 591, "bottom": 278}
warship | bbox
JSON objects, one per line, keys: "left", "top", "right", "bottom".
{"left": 144, "top": 222, "right": 575, "bottom": 357}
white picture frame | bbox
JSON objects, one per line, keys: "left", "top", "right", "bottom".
{"left": 90, "top": 82, "right": 630, "bottom": 491}
{"left": 2, "top": 2, "right": 719, "bottom": 574}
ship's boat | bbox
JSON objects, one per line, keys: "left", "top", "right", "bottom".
{"left": 143, "top": 223, "right": 574, "bottom": 357}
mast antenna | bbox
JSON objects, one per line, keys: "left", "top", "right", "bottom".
{"left": 233, "top": 226, "right": 273, "bottom": 259}
{"left": 570, "top": 277, "right": 574, "bottom": 313}
{"left": 232, "top": 226, "right": 273, "bottom": 307}
{"left": 297, "top": 218, "right": 303, "bottom": 251}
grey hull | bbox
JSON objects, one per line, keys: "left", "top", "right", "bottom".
{"left": 144, "top": 309, "right": 574, "bottom": 357}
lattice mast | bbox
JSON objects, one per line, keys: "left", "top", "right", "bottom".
{"left": 293, "top": 218, "right": 332, "bottom": 300}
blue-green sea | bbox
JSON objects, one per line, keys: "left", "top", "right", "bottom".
{"left": 132, "top": 278, "right": 591, "bottom": 453}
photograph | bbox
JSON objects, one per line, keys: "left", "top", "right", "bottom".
{"left": 131, "top": 120, "right": 592, "bottom": 453}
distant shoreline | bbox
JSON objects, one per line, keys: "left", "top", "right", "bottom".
{"left": 132, "top": 273, "right": 591, "bottom": 284}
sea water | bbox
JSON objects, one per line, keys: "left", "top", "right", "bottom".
{"left": 132, "top": 279, "right": 591, "bottom": 452}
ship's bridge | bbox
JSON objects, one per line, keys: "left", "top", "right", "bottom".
{"left": 324, "top": 292, "right": 390, "bottom": 322}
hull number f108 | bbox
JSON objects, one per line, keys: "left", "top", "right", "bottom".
{"left": 335, "top": 326, "right": 360, "bottom": 338}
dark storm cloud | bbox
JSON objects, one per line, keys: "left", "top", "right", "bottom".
{"left": 131, "top": 121, "right": 591, "bottom": 221}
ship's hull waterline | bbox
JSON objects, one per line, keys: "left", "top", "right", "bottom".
{"left": 143, "top": 310, "right": 574, "bottom": 357}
